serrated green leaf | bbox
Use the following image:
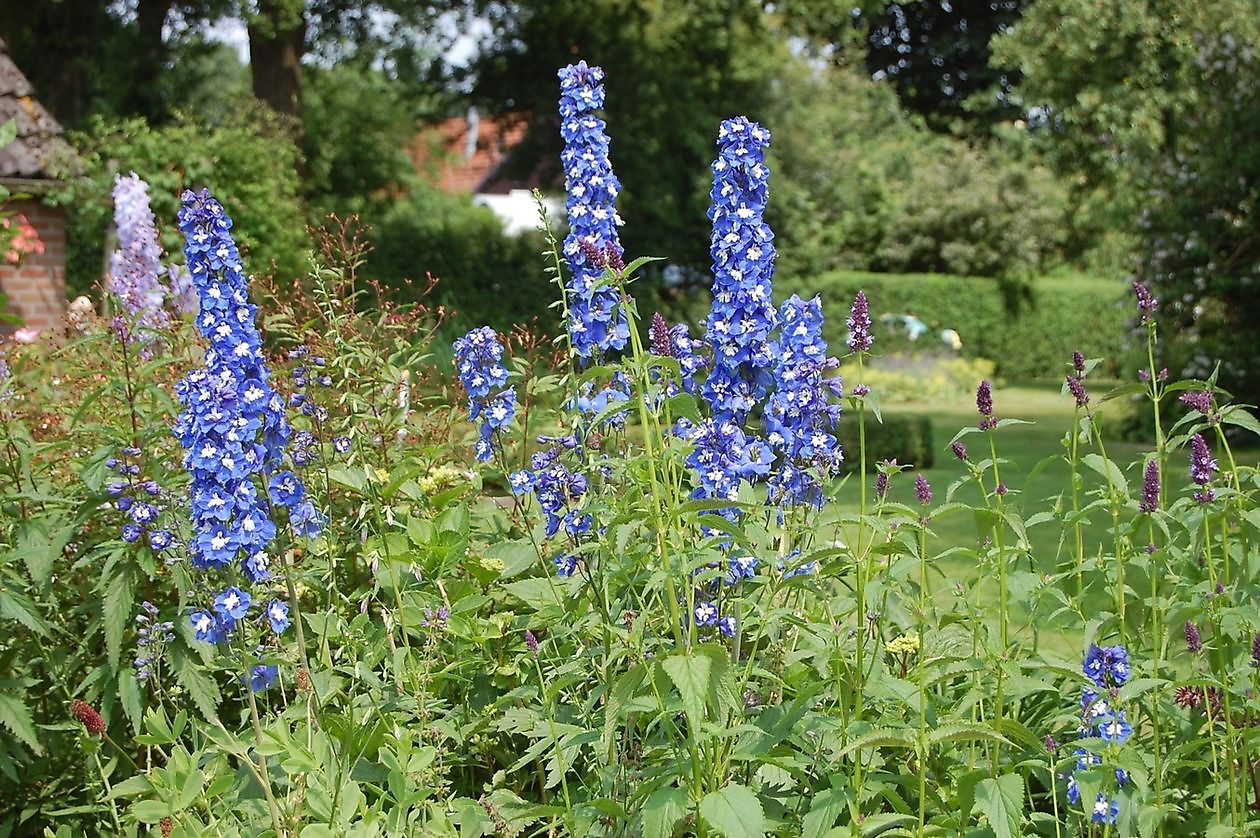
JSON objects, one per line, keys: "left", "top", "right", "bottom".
{"left": 172, "top": 646, "right": 221, "bottom": 723}
{"left": 801, "top": 786, "right": 847, "bottom": 838}
{"left": 643, "top": 784, "right": 689, "bottom": 838}
{"left": 662, "top": 653, "right": 713, "bottom": 735}
{"left": 926, "top": 722, "right": 1010, "bottom": 747}
{"left": 698, "top": 783, "right": 764, "bottom": 838}
{"left": 0, "top": 588, "right": 49, "bottom": 635}
{"left": 101, "top": 562, "right": 134, "bottom": 670}
{"left": 974, "top": 774, "right": 1022, "bottom": 838}
{"left": 0, "top": 692, "right": 42, "bottom": 754}
{"left": 837, "top": 728, "right": 917, "bottom": 759}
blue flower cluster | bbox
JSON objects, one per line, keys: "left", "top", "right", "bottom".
{"left": 765, "top": 295, "right": 844, "bottom": 507}
{"left": 701, "top": 117, "right": 779, "bottom": 425}
{"left": 133, "top": 600, "right": 174, "bottom": 682}
{"left": 571, "top": 371, "right": 631, "bottom": 429}
{"left": 1064, "top": 644, "right": 1132, "bottom": 823}
{"left": 683, "top": 418, "right": 773, "bottom": 521}
{"left": 452, "top": 326, "right": 517, "bottom": 462}
{"left": 173, "top": 188, "right": 318, "bottom": 648}
{"left": 287, "top": 345, "right": 332, "bottom": 423}
{"left": 558, "top": 61, "right": 629, "bottom": 359}
{"left": 107, "top": 448, "right": 177, "bottom": 555}
{"left": 693, "top": 601, "right": 737, "bottom": 638}
{"left": 509, "top": 447, "right": 591, "bottom": 542}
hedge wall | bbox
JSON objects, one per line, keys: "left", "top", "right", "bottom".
{"left": 778, "top": 271, "right": 1130, "bottom": 379}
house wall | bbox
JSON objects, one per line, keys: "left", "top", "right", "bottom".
{"left": 0, "top": 198, "right": 66, "bottom": 334}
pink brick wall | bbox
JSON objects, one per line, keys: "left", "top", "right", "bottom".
{"left": 0, "top": 198, "right": 67, "bottom": 335}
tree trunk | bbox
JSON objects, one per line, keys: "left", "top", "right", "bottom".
{"left": 247, "top": 0, "right": 306, "bottom": 136}
{"left": 130, "top": 0, "right": 175, "bottom": 120}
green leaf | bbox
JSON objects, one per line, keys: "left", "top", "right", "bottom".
{"left": 801, "top": 786, "right": 847, "bottom": 838}
{"left": 698, "top": 783, "right": 764, "bottom": 838}
{"left": 0, "top": 588, "right": 49, "bottom": 635}
{"left": 1082, "top": 453, "right": 1129, "bottom": 496}
{"left": 118, "top": 668, "right": 143, "bottom": 732}
{"left": 926, "top": 722, "right": 1010, "bottom": 747}
{"left": 642, "top": 784, "right": 689, "bottom": 838}
{"left": 102, "top": 562, "right": 134, "bottom": 670}
{"left": 974, "top": 774, "right": 1023, "bottom": 838}
{"left": 836, "top": 728, "right": 917, "bottom": 759}
{"left": 171, "top": 646, "right": 221, "bottom": 723}
{"left": 662, "top": 652, "right": 713, "bottom": 734}
{"left": 0, "top": 692, "right": 42, "bottom": 754}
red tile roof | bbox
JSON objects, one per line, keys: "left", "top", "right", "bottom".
{"left": 411, "top": 112, "right": 542, "bottom": 195}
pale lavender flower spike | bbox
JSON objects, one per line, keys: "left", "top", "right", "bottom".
{"left": 109, "top": 173, "right": 169, "bottom": 331}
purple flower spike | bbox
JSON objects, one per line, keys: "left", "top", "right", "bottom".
{"left": 1189, "top": 433, "right": 1218, "bottom": 502}
{"left": 847, "top": 290, "right": 872, "bottom": 353}
{"left": 951, "top": 441, "right": 967, "bottom": 461}
{"left": 976, "top": 380, "right": 997, "bottom": 430}
{"left": 1140, "top": 459, "right": 1160, "bottom": 513}
{"left": 1132, "top": 280, "right": 1158, "bottom": 323}
{"left": 1185, "top": 621, "right": 1203, "bottom": 653}
{"left": 914, "top": 473, "right": 932, "bottom": 506}
{"left": 525, "top": 629, "right": 539, "bottom": 653}
{"left": 1072, "top": 350, "right": 1086, "bottom": 374}
{"left": 650, "top": 312, "right": 672, "bottom": 357}
{"left": 1251, "top": 632, "right": 1260, "bottom": 667}
{"left": 1179, "top": 390, "right": 1213, "bottom": 416}
{"left": 1067, "top": 375, "right": 1089, "bottom": 408}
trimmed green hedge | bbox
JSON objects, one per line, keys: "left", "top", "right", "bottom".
{"left": 779, "top": 271, "right": 1129, "bottom": 379}
{"left": 837, "top": 414, "right": 934, "bottom": 471}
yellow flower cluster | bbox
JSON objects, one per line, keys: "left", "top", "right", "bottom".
{"left": 886, "top": 632, "right": 921, "bottom": 656}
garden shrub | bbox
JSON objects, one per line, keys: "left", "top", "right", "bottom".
{"left": 837, "top": 413, "right": 935, "bottom": 470}
{"left": 364, "top": 185, "right": 555, "bottom": 333}
{"left": 52, "top": 107, "right": 309, "bottom": 296}
{"left": 838, "top": 356, "right": 997, "bottom": 404}
{"left": 782, "top": 270, "right": 1129, "bottom": 379}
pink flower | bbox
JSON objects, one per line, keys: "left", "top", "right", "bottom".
{"left": 12, "top": 327, "right": 40, "bottom": 344}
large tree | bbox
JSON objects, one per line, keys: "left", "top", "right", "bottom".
{"left": 995, "top": 0, "right": 1260, "bottom": 407}
{"left": 466, "top": 0, "right": 788, "bottom": 274}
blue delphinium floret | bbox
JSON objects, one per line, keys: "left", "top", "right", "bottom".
{"left": 453, "top": 326, "right": 517, "bottom": 462}
{"left": 701, "top": 117, "right": 778, "bottom": 425}
{"left": 249, "top": 664, "right": 278, "bottom": 692}
{"left": 109, "top": 173, "right": 169, "bottom": 335}
{"left": 265, "top": 600, "right": 290, "bottom": 635}
{"left": 558, "top": 60, "right": 629, "bottom": 359}
{"left": 1091, "top": 794, "right": 1120, "bottom": 825}
{"left": 765, "top": 294, "right": 844, "bottom": 507}
{"left": 1083, "top": 644, "right": 1131, "bottom": 688}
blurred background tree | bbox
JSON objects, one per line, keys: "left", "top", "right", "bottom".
{"left": 1, "top": 0, "right": 1255, "bottom": 403}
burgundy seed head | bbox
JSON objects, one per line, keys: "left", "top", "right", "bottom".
{"left": 1072, "top": 350, "right": 1086, "bottom": 374}
{"left": 1173, "top": 685, "right": 1203, "bottom": 709}
{"left": 875, "top": 471, "right": 889, "bottom": 499}
{"left": 71, "top": 699, "right": 105, "bottom": 735}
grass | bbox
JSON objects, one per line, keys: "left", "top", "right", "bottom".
{"left": 841, "top": 379, "right": 1258, "bottom": 654}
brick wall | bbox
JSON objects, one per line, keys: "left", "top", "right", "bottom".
{"left": 0, "top": 198, "right": 67, "bottom": 334}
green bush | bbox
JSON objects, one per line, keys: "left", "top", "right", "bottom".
{"left": 781, "top": 271, "right": 1128, "bottom": 380}
{"left": 364, "top": 186, "right": 554, "bottom": 333}
{"left": 837, "top": 413, "right": 934, "bottom": 470}
{"left": 52, "top": 108, "right": 308, "bottom": 296}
